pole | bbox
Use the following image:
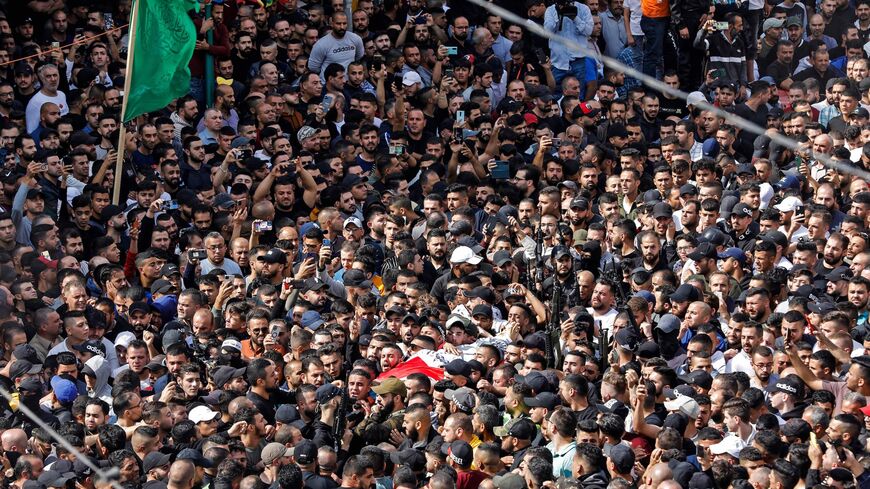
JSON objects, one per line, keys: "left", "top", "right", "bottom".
{"left": 114, "top": 0, "right": 139, "bottom": 205}
{"left": 205, "top": 3, "right": 214, "bottom": 107}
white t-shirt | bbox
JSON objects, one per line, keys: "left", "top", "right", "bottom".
{"left": 624, "top": 0, "right": 643, "bottom": 36}
{"left": 26, "top": 90, "right": 69, "bottom": 133}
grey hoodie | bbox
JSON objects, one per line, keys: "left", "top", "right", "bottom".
{"left": 84, "top": 355, "right": 112, "bottom": 406}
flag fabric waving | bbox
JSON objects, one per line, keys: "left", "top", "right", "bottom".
{"left": 122, "top": 0, "right": 198, "bottom": 122}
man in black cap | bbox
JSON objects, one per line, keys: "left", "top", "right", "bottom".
{"left": 729, "top": 202, "right": 759, "bottom": 251}
{"left": 770, "top": 374, "right": 807, "bottom": 420}
{"left": 496, "top": 418, "right": 535, "bottom": 471}
{"left": 542, "top": 245, "right": 582, "bottom": 309}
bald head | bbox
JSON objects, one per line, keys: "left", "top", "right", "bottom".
{"left": 168, "top": 459, "right": 196, "bottom": 489}
{"left": 228, "top": 396, "right": 254, "bottom": 416}
{"left": 1, "top": 428, "right": 27, "bottom": 453}
{"left": 647, "top": 463, "right": 673, "bottom": 489}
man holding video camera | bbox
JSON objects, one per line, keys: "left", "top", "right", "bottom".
{"left": 544, "top": 0, "right": 594, "bottom": 88}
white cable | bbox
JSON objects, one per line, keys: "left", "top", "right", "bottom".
{"left": 0, "top": 387, "right": 124, "bottom": 488}
{"left": 467, "top": 0, "right": 870, "bottom": 182}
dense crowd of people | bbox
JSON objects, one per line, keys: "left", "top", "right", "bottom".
{"left": 0, "top": 1, "right": 868, "bottom": 489}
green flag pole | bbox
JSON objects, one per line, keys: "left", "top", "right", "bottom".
{"left": 113, "top": 0, "right": 139, "bottom": 206}
{"left": 205, "top": 3, "right": 214, "bottom": 108}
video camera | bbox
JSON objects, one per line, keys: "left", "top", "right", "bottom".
{"left": 556, "top": 0, "right": 578, "bottom": 18}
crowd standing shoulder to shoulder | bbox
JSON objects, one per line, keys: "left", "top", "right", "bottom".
{"left": 1, "top": 1, "right": 870, "bottom": 489}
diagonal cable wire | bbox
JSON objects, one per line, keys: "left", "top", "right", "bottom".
{"left": 467, "top": 0, "right": 870, "bottom": 182}
{"left": 0, "top": 387, "right": 124, "bottom": 488}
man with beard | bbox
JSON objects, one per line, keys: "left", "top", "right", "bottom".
{"left": 356, "top": 125, "right": 379, "bottom": 172}
{"left": 686, "top": 241, "right": 718, "bottom": 277}
{"left": 728, "top": 203, "right": 759, "bottom": 252}
{"left": 256, "top": 248, "right": 286, "bottom": 287}
{"left": 26, "top": 65, "right": 67, "bottom": 135}
{"left": 242, "top": 309, "right": 284, "bottom": 359}
{"left": 638, "top": 229, "right": 671, "bottom": 273}
{"left": 308, "top": 12, "right": 364, "bottom": 77}
{"left": 171, "top": 96, "right": 199, "bottom": 142}
{"left": 421, "top": 229, "right": 449, "bottom": 288}
{"left": 543, "top": 247, "right": 582, "bottom": 308}
{"left": 588, "top": 281, "right": 618, "bottom": 333}
{"left": 232, "top": 33, "right": 258, "bottom": 81}
{"left": 356, "top": 377, "right": 407, "bottom": 435}
{"left": 180, "top": 137, "right": 212, "bottom": 192}
{"left": 748, "top": 346, "right": 777, "bottom": 391}
{"left": 397, "top": 403, "right": 436, "bottom": 450}
{"left": 609, "top": 219, "right": 640, "bottom": 265}
{"left": 247, "top": 358, "right": 286, "bottom": 425}
{"left": 213, "top": 365, "right": 248, "bottom": 396}
{"left": 132, "top": 124, "right": 159, "bottom": 172}
{"left": 93, "top": 114, "right": 118, "bottom": 162}
{"left": 13, "top": 63, "right": 37, "bottom": 107}
{"left": 567, "top": 196, "right": 599, "bottom": 232}
{"left": 818, "top": 233, "right": 848, "bottom": 276}
{"left": 743, "top": 287, "right": 771, "bottom": 324}
{"left": 159, "top": 158, "right": 183, "bottom": 197}
{"left": 847, "top": 277, "right": 870, "bottom": 314}
{"left": 723, "top": 318, "right": 760, "bottom": 376}
{"left": 29, "top": 102, "right": 61, "bottom": 148}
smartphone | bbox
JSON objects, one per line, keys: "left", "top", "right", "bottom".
{"left": 445, "top": 46, "right": 458, "bottom": 56}
{"left": 323, "top": 239, "right": 331, "bottom": 247}
{"left": 414, "top": 15, "right": 427, "bottom": 25}
{"left": 389, "top": 144, "right": 404, "bottom": 155}
{"left": 697, "top": 446, "right": 706, "bottom": 459}
{"left": 304, "top": 252, "right": 317, "bottom": 261}
{"left": 189, "top": 249, "right": 208, "bottom": 261}
{"left": 75, "top": 27, "right": 84, "bottom": 37}
{"left": 104, "top": 13, "right": 114, "bottom": 30}
{"left": 712, "top": 68, "right": 726, "bottom": 79}
{"left": 271, "top": 325, "right": 280, "bottom": 340}
{"left": 533, "top": 48, "right": 547, "bottom": 63}
{"left": 51, "top": 42, "right": 59, "bottom": 49}
{"left": 282, "top": 278, "right": 292, "bottom": 291}
{"left": 238, "top": 149, "right": 253, "bottom": 160}
{"left": 444, "top": 68, "right": 454, "bottom": 79}
{"left": 40, "top": 163, "right": 48, "bottom": 172}
{"left": 713, "top": 21, "right": 729, "bottom": 30}
{"left": 456, "top": 110, "right": 465, "bottom": 125}
{"left": 161, "top": 200, "right": 179, "bottom": 211}
{"left": 551, "top": 138, "right": 562, "bottom": 148}
{"left": 321, "top": 94, "right": 333, "bottom": 113}
{"left": 254, "top": 220, "right": 273, "bottom": 233}
{"left": 462, "top": 129, "right": 479, "bottom": 139}
{"left": 492, "top": 160, "right": 510, "bottom": 180}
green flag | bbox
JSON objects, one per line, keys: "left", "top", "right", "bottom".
{"left": 123, "top": 0, "right": 198, "bottom": 122}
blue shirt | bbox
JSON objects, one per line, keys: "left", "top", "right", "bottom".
{"left": 543, "top": 3, "right": 594, "bottom": 70}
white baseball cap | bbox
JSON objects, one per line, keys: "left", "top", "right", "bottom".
{"left": 450, "top": 246, "right": 483, "bottom": 265}
{"left": 114, "top": 331, "right": 136, "bottom": 350}
{"left": 402, "top": 71, "right": 422, "bottom": 86}
{"left": 189, "top": 405, "right": 220, "bottom": 424}
{"left": 774, "top": 196, "right": 803, "bottom": 213}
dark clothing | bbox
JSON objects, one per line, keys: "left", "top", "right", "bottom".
{"left": 303, "top": 471, "right": 339, "bottom": 489}
{"left": 542, "top": 274, "right": 583, "bottom": 309}
{"left": 765, "top": 59, "right": 796, "bottom": 87}
{"left": 247, "top": 390, "right": 280, "bottom": 425}
{"left": 179, "top": 159, "right": 213, "bottom": 192}
{"left": 792, "top": 65, "right": 844, "bottom": 88}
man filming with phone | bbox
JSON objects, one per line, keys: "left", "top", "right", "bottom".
{"left": 544, "top": 0, "right": 594, "bottom": 87}
{"left": 694, "top": 15, "right": 748, "bottom": 88}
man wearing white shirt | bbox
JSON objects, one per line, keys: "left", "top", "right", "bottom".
{"left": 726, "top": 322, "right": 764, "bottom": 375}
{"left": 25, "top": 64, "right": 68, "bottom": 134}
{"left": 588, "top": 281, "right": 618, "bottom": 334}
